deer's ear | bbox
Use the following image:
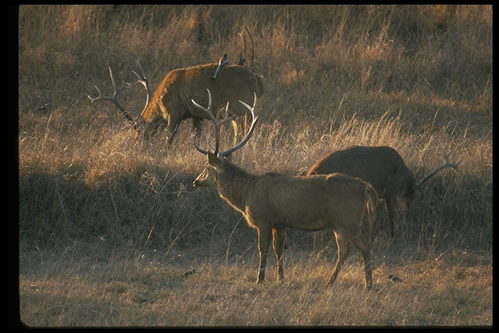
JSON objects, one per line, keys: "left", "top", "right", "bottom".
{"left": 208, "top": 152, "right": 224, "bottom": 171}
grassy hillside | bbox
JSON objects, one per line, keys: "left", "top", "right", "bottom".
{"left": 17, "top": 5, "right": 492, "bottom": 327}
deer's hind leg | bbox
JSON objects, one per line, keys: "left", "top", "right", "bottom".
{"left": 385, "top": 196, "right": 398, "bottom": 239}
{"left": 272, "top": 226, "right": 285, "bottom": 282}
{"left": 326, "top": 231, "right": 350, "bottom": 287}
{"left": 348, "top": 234, "right": 373, "bottom": 289}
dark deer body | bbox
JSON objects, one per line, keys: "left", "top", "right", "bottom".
{"left": 308, "top": 146, "right": 415, "bottom": 240}
{"left": 308, "top": 146, "right": 462, "bottom": 241}
{"left": 191, "top": 91, "right": 377, "bottom": 289}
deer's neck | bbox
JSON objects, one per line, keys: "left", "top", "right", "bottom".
{"left": 141, "top": 99, "right": 160, "bottom": 122}
{"left": 216, "top": 163, "right": 257, "bottom": 213}
{"left": 141, "top": 83, "right": 169, "bottom": 122}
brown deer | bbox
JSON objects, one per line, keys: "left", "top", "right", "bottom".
{"left": 88, "top": 60, "right": 264, "bottom": 145}
{"left": 307, "top": 146, "right": 463, "bottom": 247}
{"left": 191, "top": 90, "right": 378, "bottom": 289}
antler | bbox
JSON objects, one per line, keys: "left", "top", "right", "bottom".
{"left": 87, "top": 66, "right": 136, "bottom": 123}
{"left": 246, "top": 26, "right": 254, "bottom": 69}
{"left": 87, "top": 61, "right": 151, "bottom": 126}
{"left": 417, "top": 151, "right": 464, "bottom": 188}
{"left": 221, "top": 93, "right": 259, "bottom": 157}
{"left": 126, "top": 60, "right": 152, "bottom": 116}
{"left": 191, "top": 89, "right": 259, "bottom": 158}
{"left": 191, "top": 89, "right": 234, "bottom": 156}
{"left": 238, "top": 26, "right": 254, "bottom": 67}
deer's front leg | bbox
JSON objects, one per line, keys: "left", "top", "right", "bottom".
{"left": 166, "top": 114, "right": 181, "bottom": 145}
{"left": 256, "top": 226, "right": 272, "bottom": 283}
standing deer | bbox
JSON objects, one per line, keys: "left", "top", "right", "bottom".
{"left": 88, "top": 61, "right": 264, "bottom": 145}
{"left": 191, "top": 90, "right": 378, "bottom": 289}
{"left": 307, "top": 146, "right": 463, "bottom": 247}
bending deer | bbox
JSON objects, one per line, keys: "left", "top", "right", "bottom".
{"left": 307, "top": 146, "right": 463, "bottom": 245}
{"left": 88, "top": 60, "right": 264, "bottom": 145}
{"left": 191, "top": 90, "right": 378, "bottom": 289}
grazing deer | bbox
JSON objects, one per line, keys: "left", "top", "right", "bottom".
{"left": 307, "top": 146, "right": 463, "bottom": 247}
{"left": 87, "top": 29, "right": 259, "bottom": 146}
{"left": 88, "top": 61, "right": 264, "bottom": 145}
{"left": 191, "top": 90, "right": 378, "bottom": 289}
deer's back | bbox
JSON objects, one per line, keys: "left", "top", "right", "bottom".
{"left": 245, "top": 172, "right": 371, "bottom": 231}
{"left": 153, "top": 64, "right": 263, "bottom": 120}
{"left": 308, "top": 146, "right": 414, "bottom": 199}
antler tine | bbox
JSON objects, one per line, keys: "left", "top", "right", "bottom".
{"left": 191, "top": 89, "right": 221, "bottom": 155}
{"left": 123, "top": 60, "right": 152, "bottom": 117}
{"left": 191, "top": 89, "right": 257, "bottom": 157}
{"left": 191, "top": 90, "right": 234, "bottom": 125}
{"left": 417, "top": 150, "right": 464, "bottom": 187}
{"left": 127, "top": 60, "right": 148, "bottom": 89}
{"left": 88, "top": 66, "right": 128, "bottom": 111}
{"left": 245, "top": 26, "right": 254, "bottom": 68}
{"left": 218, "top": 92, "right": 260, "bottom": 158}
{"left": 442, "top": 151, "right": 464, "bottom": 170}
{"left": 223, "top": 102, "right": 232, "bottom": 122}
{"left": 239, "top": 92, "right": 258, "bottom": 122}
{"left": 191, "top": 132, "right": 211, "bottom": 155}
{"left": 191, "top": 89, "right": 214, "bottom": 119}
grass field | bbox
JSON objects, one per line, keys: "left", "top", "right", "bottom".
{"left": 17, "top": 5, "right": 492, "bottom": 327}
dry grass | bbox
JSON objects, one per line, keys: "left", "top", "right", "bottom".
{"left": 19, "top": 243, "right": 492, "bottom": 326}
{"left": 17, "top": 5, "right": 491, "bottom": 327}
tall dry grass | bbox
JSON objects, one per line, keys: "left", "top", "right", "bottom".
{"left": 17, "top": 5, "right": 491, "bottom": 327}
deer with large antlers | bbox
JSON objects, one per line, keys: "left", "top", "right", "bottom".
{"left": 87, "top": 29, "right": 260, "bottom": 146}
{"left": 88, "top": 60, "right": 263, "bottom": 145}
{"left": 307, "top": 146, "right": 463, "bottom": 247}
{"left": 191, "top": 90, "right": 378, "bottom": 289}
